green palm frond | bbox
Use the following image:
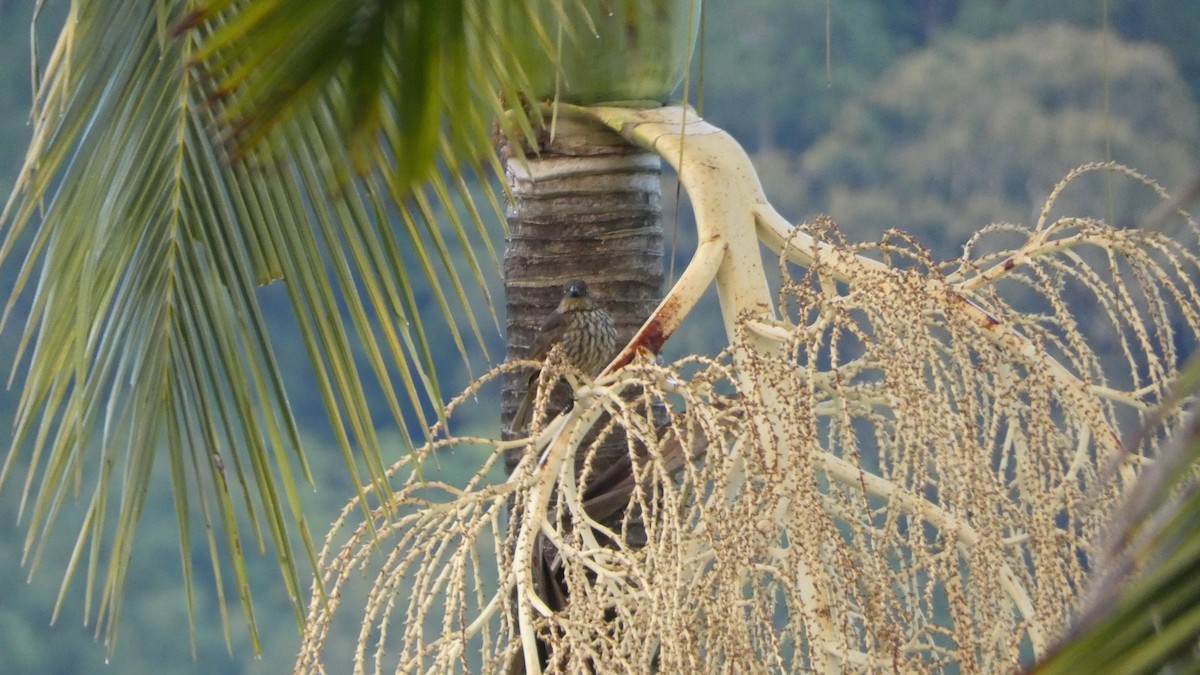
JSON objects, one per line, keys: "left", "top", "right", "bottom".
{"left": 1, "top": 5, "right": 312, "bottom": 654}
{"left": 179, "top": 0, "right": 536, "bottom": 191}
{"left": 0, "top": 0, "right": 563, "bottom": 655}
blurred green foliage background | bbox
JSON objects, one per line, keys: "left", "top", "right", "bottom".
{"left": 0, "top": 0, "right": 1197, "bottom": 671}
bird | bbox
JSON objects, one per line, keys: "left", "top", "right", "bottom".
{"left": 509, "top": 280, "right": 618, "bottom": 434}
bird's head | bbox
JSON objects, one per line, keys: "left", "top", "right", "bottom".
{"left": 558, "top": 279, "right": 598, "bottom": 312}
{"left": 566, "top": 280, "right": 589, "bottom": 298}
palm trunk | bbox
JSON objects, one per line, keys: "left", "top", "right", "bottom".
{"left": 501, "top": 114, "right": 664, "bottom": 472}
{"left": 500, "top": 112, "right": 663, "bottom": 672}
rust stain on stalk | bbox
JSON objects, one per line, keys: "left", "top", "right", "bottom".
{"left": 604, "top": 292, "right": 681, "bottom": 373}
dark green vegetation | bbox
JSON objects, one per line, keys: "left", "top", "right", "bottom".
{"left": 0, "top": 0, "right": 1197, "bottom": 672}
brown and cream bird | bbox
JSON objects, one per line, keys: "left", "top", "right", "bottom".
{"left": 509, "top": 280, "right": 618, "bottom": 434}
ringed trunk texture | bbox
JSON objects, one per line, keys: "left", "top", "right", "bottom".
{"left": 501, "top": 114, "right": 664, "bottom": 477}
{"left": 500, "top": 112, "right": 664, "bottom": 673}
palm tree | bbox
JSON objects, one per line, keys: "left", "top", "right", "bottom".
{"left": 6, "top": 1, "right": 1200, "bottom": 673}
